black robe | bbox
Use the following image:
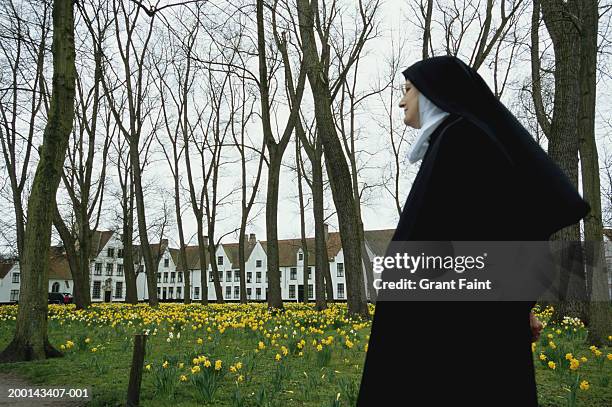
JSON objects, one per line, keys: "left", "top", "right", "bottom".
{"left": 357, "top": 57, "right": 590, "bottom": 406}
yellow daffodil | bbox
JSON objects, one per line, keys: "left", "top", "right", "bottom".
{"left": 569, "top": 359, "right": 579, "bottom": 370}
{"left": 547, "top": 361, "right": 556, "bottom": 370}
{"left": 579, "top": 380, "right": 589, "bottom": 391}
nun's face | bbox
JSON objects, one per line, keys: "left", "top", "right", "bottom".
{"left": 399, "top": 80, "right": 420, "bottom": 128}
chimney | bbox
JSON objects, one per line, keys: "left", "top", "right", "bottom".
{"left": 323, "top": 223, "right": 328, "bottom": 242}
{"left": 248, "top": 233, "right": 256, "bottom": 245}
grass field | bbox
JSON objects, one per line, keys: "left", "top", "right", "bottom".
{"left": 0, "top": 303, "right": 609, "bottom": 406}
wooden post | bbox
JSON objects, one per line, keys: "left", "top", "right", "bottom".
{"left": 126, "top": 334, "right": 147, "bottom": 407}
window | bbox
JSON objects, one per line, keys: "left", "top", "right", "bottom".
{"left": 177, "top": 286, "right": 182, "bottom": 299}
{"left": 93, "top": 281, "right": 101, "bottom": 299}
{"left": 115, "top": 282, "right": 123, "bottom": 298}
{"left": 226, "top": 270, "right": 231, "bottom": 282}
{"left": 65, "top": 281, "right": 70, "bottom": 289}
{"left": 169, "top": 287, "right": 174, "bottom": 298}
{"left": 218, "top": 270, "right": 223, "bottom": 282}
{"left": 117, "top": 249, "right": 124, "bottom": 258}
{"left": 157, "top": 272, "right": 161, "bottom": 283}
{"left": 234, "top": 286, "right": 239, "bottom": 299}
{"left": 337, "top": 283, "right": 345, "bottom": 299}
{"left": 308, "top": 284, "right": 314, "bottom": 299}
{"left": 290, "top": 267, "right": 297, "bottom": 280}
{"left": 226, "top": 286, "right": 231, "bottom": 298}
{"left": 137, "top": 264, "right": 144, "bottom": 274}
{"left": 256, "top": 287, "right": 261, "bottom": 300}
{"left": 256, "top": 259, "right": 262, "bottom": 268}
{"left": 209, "top": 271, "right": 213, "bottom": 282}
{"left": 12, "top": 272, "right": 19, "bottom": 283}
{"left": 163, "top": 273, "right": 168, "bottom": 283}
{"left": 94, "top": 263, "right": 102, "bottom": 275}
{"left": 170, "top": 272, "right": 176, "bottom": 283}
{"left": 234, "top": 271, "right": 239, "bottom": 282}
{"left": 256, "top": 272, "right": 261, "bottom": 283}
{"left": 117, "top": 264, "right": 124, "bottom": 276}
{"left": 217, "top": 256, "right": 224, "bottom": 265}
{"left": 289, "top": 285, "right": 296, "bottom": 299}
{"left": 51, "top": 282, "right": 60, "bottom": 293}
{"left": 308, "top": 267, "right": 313, "bottom": 280}
{"left": 194, "top": 286, "right": 200, "bottom": 299}
{"left": 247, "top": 288, "right": 252, "bottom": 298}
{"left": 247, "top": 272, "right": 252, "bottom": 283}
{"left": 107, "top": 248, "right": 115, "bottom": 258}
{"left": 157, "top": 287, "right": 161, "bottom": 296}
{"left": 164, "top": 258, "right": 169, "bottom": 268}
{"left": 337, "top": 263, "right": 344, "bottom": 277}
{"left": 298, "top": 252, "right": 303, "bottom": 261}
{"left": 10, "top": 289, "right": 19, "bottom": 302}
{"left": 106, "top": 263, "right": 113, "bottom": 276}
{"left": 178, "top": 272, "right": 183, "bottom": 283}
{"left": 162, "top": 287, "right": 167, "bottom": 299}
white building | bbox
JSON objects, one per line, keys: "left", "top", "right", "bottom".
{"left": 0, "top": 227, "right": 396, "bottom": 304}
{"left": 0, "top": 249, "right": 74, "bottom": 304}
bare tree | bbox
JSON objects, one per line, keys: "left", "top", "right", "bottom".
{"left": 576, "top": 0, "right": 610, "bottom": 346}
{"left": 296, "top": 0, "right": 379, "bottom": 317}
{"left": 100, "top": 0, "right": 160, "bottom": 306}
{"left": 53, "top": 0, "right": 114, "bottom": 309}
{"left": 257, "top": 0, "right": 307, "bottom": 310}
{"left": 0, "top": 0, "right": 75, "bottom": 362}
{"left": 0, "top": 0, "right": 51, "bottom": 258}
{"left": 228, "top": 69, "right": 266, "bottom": 304}
{"left": 532, "top": 0, "right": 586, "bottom": 322}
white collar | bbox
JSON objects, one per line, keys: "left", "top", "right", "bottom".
{"left": 407, "top": 92, "right": 450, "bottom": 164}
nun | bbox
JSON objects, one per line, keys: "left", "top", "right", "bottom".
{"left": 357, "top": 56, "right": 590, "bottom": 406}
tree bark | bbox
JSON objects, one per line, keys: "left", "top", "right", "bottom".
{"left": 0, "top": 0, "right": 75, "bottom": 362}
{"left": 539, "top": 0, "right": 586, "bottom": 322}
{"left": 296, "top": 0, "right": 369, "bottom": 318}
{"left": 576, "top": 0, "right": 611, "bottom": 345}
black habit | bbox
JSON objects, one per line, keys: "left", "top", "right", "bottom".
{"left": 356, "top": 56, "right": 590, "bottom": 406}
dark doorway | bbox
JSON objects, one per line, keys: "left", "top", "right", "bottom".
{"left": 298, "top": 285, "right": 304, "bottom": 302}
{"left": 104, "top": 290, "right": 111, "bottom": 302}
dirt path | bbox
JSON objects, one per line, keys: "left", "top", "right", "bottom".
{"left": 0, "top": 373, "right": 86, "bottom": 407}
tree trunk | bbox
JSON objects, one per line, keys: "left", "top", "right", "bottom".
{"left": 129, "top": 143, "right": 158, "bottom": 307}
{"left": 0, "top": 0, "right": 75, "bottom": 362}
{"left": 296, "top": 0, "right": 369, "bottom": 318}
{"left": 311, "top": 150, "right": 328, "bottom": 311}
{"left": 265, "top": 151, "right": 284, "bottom": 309}
{"left": 238, "top": 221, "right": 248, "bottom": 304}
{"left": 540, "top": 0, "right": 586, "bottom": 322}
{"left": 208, "top": 237, "right": 224, "bottom": 303}
{"left": 576, "top": 0, "right": 611, "bottom": 345}
{"left": 196, "top": 220, "right": 208, "bottom": 305}
{"left": 123, "top": 177, "right": 138, "bottom": 304}
{"left": 296, "top": 137, "right": 309, "bottom": 304}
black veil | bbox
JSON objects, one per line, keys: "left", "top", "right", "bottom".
{"left": 402, "top": 56, "right": 590, "bottom": 238}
